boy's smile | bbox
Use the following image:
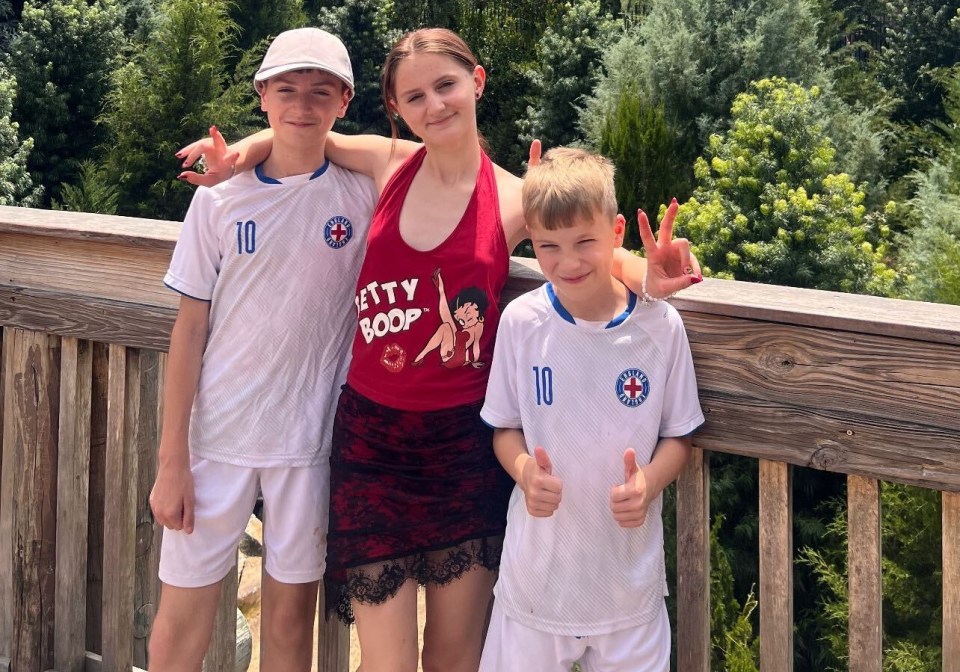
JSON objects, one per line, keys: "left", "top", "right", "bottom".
{"left": 529, "top": 212, "right": 627, "bottom": 322}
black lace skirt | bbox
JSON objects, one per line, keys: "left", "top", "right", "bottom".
{"left": 324, "top": 385, "right": 514, "bottom": 622}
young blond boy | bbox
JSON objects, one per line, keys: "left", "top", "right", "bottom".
{"left": 147, "top": 28, "right": 377, "bottom": 671}
{"left": 479, "top": 148, "right": 704, "bottom": 671}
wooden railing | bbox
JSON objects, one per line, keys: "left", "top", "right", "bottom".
{"left": 1, "top": 205, "right": 959, "bottom": 672}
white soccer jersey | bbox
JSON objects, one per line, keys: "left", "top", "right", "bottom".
{"left": 164, "top": 162, "right": 377, "bottom": 467}
{"left": 481, "top": 283, "right": 704, "bottom": 636}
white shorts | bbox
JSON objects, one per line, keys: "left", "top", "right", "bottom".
{"left": 159, "top": 457, "right": 330, "bottom": 587}
{"left": 479, "top": 599, "right": 670, "bottom": 672}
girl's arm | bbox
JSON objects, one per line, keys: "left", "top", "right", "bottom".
{"left": 177, "top": 127, "right": 421, "bottom": 190}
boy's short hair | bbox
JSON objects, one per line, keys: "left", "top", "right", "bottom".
{"left": 254, "top": 27, "right": 354, "bottom": 99}
{"left": 522, "top": 147, "right": 618, "bottom": 230}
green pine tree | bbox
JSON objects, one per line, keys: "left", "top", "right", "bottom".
{"left": 0, "top": 62, "right": 41, "bottom": 206}
{"left": 7, "top": 0, "right": 123, "bottom": 205}
{"left": 100, "top": 0, "right": 258, "bottom": 220}
{"left": 674, "top": 77, "right": 896, "bottom": 295}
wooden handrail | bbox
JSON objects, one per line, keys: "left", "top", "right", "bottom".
{"left": 3, "top": 206, "right": 960, "bottom": 672}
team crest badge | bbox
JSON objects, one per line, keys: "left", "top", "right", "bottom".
{"left": 616, "top": 368, "right": 649, "bottom": 408}
{"left": 324, "top": 215, "right": 353, "bottom": 249}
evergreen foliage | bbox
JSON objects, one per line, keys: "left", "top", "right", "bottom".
{"left": 899, "top": 68, "right": 960, "bottom": 305}
{"left": 54, "top": 160, "right": 119, "bottom": 214}
{"left": 801, "top": 484, "right": 942, "bottom": 671}
{"left": 229, "top": 0, "right": 307, "bottom": 57}
{"left": 597, "top": 86, "right": 691, "bottom": 248}
{"left": 314, "top": 0, "right": 396, "bottom": 136}
{"left": 879, "top": 1, "right": 960, "bottom": 129}
{"left": 674, "top": 78, "right": 896, "bottom": 295}
{"left": 6, "top": 0, "right": 123, "bottom": 206}
{"left": 518, "top": 0, "right": 619, "bottom": 150}
{"left": 100, "top": 0, "right": 258, "bottom": 219}
{"left": 581, "top": 0, "right": 823, "bottom": 156}
{"left": 0, "top": 61, "right": 40, "bottom": 206}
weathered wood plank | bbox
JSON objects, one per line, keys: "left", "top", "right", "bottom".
{"left": 85, "top": 343, "right": 108, "bottom": 654}
{"left": 0, "top": 204, "right": 180, "bottom": 248}
{"left": 202, "top": 567, "right": 238, "bottom": 672}
{"left": 676, "top": 447, "right": 710, "bottom": 672}
{"left": 673, "top": 278, "right": 960, "bottom": 346}
{"left": 759, "top": 460, "right": 793, "bottom": 672}
{"left": 848, "top": 475, "right": 882, "bottom": 672}
{"left": 1, "top": 234, "right": 175, "bottom": 308}
{"left": 0, "top": 327, "right": 60, "bottom": 671}
{"left": 54, "top": 338, "right": 93, "bottom": 672}
{"left": 133, "top": 350, "right": 161, "bottom": 669}
{"left": 0, "top": 284, "right": 177, "bottom": 351}
{"left": 101, "top": 345, "right": 139, "bottom": 672}
{"left": 317, "top": 592, "right": 349, "bottom": 672}
{"left": 944, "top": 491, "right": 960, "bottom": 672}
{"left": 685, "top": 312, "right": 960, "bottom": 431}
{"left": 695, "top": 396, "right": 960, "bottom": 492}
{"left": 0, "top": 329, "right": 8, "bottom": 662}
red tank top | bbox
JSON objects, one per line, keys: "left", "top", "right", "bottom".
{"left": 346, "top": 146, "right": 509, "bottom": 411}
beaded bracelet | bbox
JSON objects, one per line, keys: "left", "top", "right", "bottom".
{"left": 640, "top": 276, "right": 677, "bottom": 305}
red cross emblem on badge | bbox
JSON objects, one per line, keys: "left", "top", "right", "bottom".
{"left": 330, "top": 222, "right": 348, "bottom": 242}
{"left": 623, "top": 377, "right": 644, "bottom": 399}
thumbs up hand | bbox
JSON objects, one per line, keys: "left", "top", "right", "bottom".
{"left": 520, "top": 446, "right": 563, "bottom": 517}
{"left": 611, "top": 448, "right": 650, "bottom": 528}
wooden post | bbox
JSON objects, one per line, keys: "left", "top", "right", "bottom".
{"left": 201, "top": 568, "right": 239, "bottom": 672}
{"left": 759, "top": 459, "right": 792, "bottom": 672}
{"left": 317, "top": 590, "right": 350, "bottom": 672}
{"left": 0, "top": 327, "right": 61, "bottom": 671}
{"left": 86, "top": 342, "right": 108, "bottom": 654}
{"left": 676, "top": 446, "right": 710, "bottom": 672}
{"left": 133, "top": 351, "right": 161, "bottom": 668}
{"left": 54, "top": 338, "right": 93, "bottom": 672}
{"left": 943, "top": 491, "right": 959, "bottom": 672}
{"left": 848, "top": 475, "right": 882, "bottom": 672}
{"left": 101, "top": 344, "right": 139, "bottom": 671}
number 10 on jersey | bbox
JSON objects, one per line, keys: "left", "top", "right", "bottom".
{"left": 533, "top": 366, "right": 553, "bottom": 406}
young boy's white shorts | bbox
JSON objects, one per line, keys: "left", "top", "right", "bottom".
{"left": 479, "top": 599, "right": 670, "bottom": 672}
{"left": 159, "top": 456, "right": 330, "bottom": 587}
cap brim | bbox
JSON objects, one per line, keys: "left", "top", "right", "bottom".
{"left": 254, "top": 63, "right": 354, "bottom": 98}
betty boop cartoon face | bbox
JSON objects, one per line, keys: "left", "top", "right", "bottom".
{"left": 449, "top": 287, "right": 489, "bottom": 329}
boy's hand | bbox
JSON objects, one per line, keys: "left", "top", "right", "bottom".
{"left": 520, "top": 446, "right": 562, "bottom": 517}
{"left": 150, "top": 456, "right": 196, "bottom": 533}
{"left": 176, "top": 126, "right": 239, "bottom": 187}
{"left": 638, "top": 200, "right": 703, "bottom": 298}
{"left": 611, "top": 448, "right": 649, "bottom": 528}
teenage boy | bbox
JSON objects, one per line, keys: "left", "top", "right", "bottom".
{"left": 147, "top": 28, "right": 377, "bottom": 672}
{"left": 479, "top": 147, "right": 705, "bottom": 672}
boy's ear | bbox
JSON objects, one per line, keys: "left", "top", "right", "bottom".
{"left": 614, "top": 214, "right": 626, "bottom": 247}
{"left": 338, "top": 87, "right": 351, "bottom": 118}
{"left": 256, "top": 81, "right": 268, "bottom": 110}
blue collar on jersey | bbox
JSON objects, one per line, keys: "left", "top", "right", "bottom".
{"left": 545, "top": 282, "right": 637, "bottom": 329}
{"left": 254, "top": 159, "right": 330, "bottom": 184}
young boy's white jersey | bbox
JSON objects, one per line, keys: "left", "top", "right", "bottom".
{"left": 164, "top": 162, "right": 377, "bottom": 468}
{"left": 481, "top": 283, "right": 704, "bottom": 636}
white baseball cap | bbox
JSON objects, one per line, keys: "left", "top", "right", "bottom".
{"left": 254, "top": 28, "right": 354, "bottom": 98}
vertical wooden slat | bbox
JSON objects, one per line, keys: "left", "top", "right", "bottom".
{"left": 317, "top": 587, "right": 350, "bottom": 671}
{"left": 848, "top": 475, "right": 882, "bottom": 672}
{"left": 101, "top": 344, "right": 139, "bottom": 672}
{"left": 133, "top": 350, "right": 161, "bottom": 669}
{"left": 0, "top": 329, "right": 12, "bottom": 661}
{"left": 759, "top": 460, "right": 792, "bottom": 672}
{"left": 86, "top": 342, "right": 108, "bottom": 654}
{"left": 54, "top": 338, "right": 93, "bottom": 672}
{"left": 676, "top": 446, "right": 710, "bottom": 672}
{"left": 0, "top": 327, "right": 60, "bottom": 672}
{"left": 202, "top": 567, "right": 239, "bottom": 672}
{"left": 943, "top": 491, "right": 959, "bottom": 672}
